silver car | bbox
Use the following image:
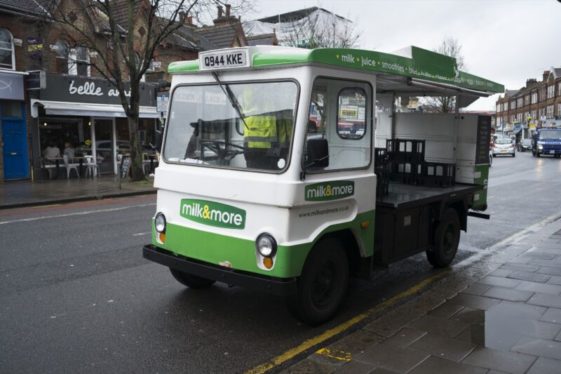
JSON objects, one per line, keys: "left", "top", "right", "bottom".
{"left": 492, "top": 137, "right": 515, "bottom": 157}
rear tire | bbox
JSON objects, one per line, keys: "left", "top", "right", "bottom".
{"left": 170, "top": 268, "right": 216, "bottom": 289}
{"left": 288, "top": 238, "right": 349, "bottom": 326}
{"left": 426, "top": 208, "right": 461, "bottom": 268}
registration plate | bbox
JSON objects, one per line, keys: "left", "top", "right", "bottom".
{"left": 550, "top": 150, "right": 555, "bottom": 154}
{"left": 200, "top": 49, "right": 249, "bottom": 70}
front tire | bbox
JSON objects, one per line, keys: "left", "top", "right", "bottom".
{"left": 288, "top": 238, "right": 349, "bottom": 326}
{"left": 426, "top": 208, "right": 461, "bottom": 268}
{"left": 170, "top": 268, "right": 216, "bottom": 289}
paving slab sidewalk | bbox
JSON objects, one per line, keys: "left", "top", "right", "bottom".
{"left": 0, "top": 176, "right": 155, "bottom": 209}
{"left": 283, "top": 216, "right": 561, "bottom": 374}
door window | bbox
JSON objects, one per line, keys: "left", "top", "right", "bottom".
{"left": 305, "top": 77, "right": 372, "bottom": 172}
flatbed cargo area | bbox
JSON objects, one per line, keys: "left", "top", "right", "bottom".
{"left": 374, "top": 182, "right": 477, "bottom": 266}
{"left": 377, "top": 182, "right": 479, "bottom": 209}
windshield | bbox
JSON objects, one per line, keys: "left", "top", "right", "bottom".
{"left": 164, "top": 81, "right": 298, "bottom": 171}
{"left": 539, "top": 129, "right": 561, "bottom": 140}
{"left": 496, "top": 137, "right": 512, "bottom": 145}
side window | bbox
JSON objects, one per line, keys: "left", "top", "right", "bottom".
{"left": 0, "top": 28, "right": 15, "bottom": 70}
{"left": 337, "top": 88, "right": 366, "bottom": 139}
{"left": 306, "top": 77, "right": 371, "bottom": 172}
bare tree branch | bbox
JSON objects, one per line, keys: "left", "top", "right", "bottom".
{"left": 424, "top": 37, "right": 465, "bottom": 113}
{"left": 40, "top": 0, "right": 252, "bottom": 180}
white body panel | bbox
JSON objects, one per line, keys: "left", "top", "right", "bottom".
{"left": 375, "top": 112, "right": 483, "bottom": 184}
{"left": 156, "top": 66, "right": 376, "bottom": 249}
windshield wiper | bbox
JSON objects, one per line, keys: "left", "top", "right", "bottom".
{"left": 211, "top": 72, "right": 249, "bottom": 131}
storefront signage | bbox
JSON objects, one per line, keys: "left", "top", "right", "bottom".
{"left": 27, "top": 37, "right": 43, "bottom": 59}
{"left": 38, "top": 74, "right": 156, "bottom": 106}
{"left": 0, "top": 72, "right": 24, "bottom": 100}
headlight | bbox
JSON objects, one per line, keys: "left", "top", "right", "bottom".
{"left": 538, "top": 144, "right": 543, "bottom": 150}
{"left": 155, "top": 212, "right": 166, "bottom": 233}
{"left": 256, "top": 233, "right": 277, "bottom": 257}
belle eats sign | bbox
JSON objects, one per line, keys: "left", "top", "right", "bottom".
{"left": 38, "top": 74, "right": 156, "bottom": 106}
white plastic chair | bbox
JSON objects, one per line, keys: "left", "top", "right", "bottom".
{"left": 63, "top": 155, "right": 79, "bottom": 179}
{"left": 84, "top": 156, "right": 99, "bottom": 177}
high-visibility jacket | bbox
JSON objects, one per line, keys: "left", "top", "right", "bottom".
{"left": 245, "top": 114, "right": 292, "bottom": 150}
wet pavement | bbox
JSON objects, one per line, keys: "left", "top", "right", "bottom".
{"left": 0, "top": 176, "right": 155, "bottom": 209}
{"left": 284, "top": 216, "right": 561, "bottom": 374}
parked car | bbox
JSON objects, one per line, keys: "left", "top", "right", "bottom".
{"left": 492, "top": 137, "right": 515, "bottom": 157}
{"left": 517, "top": 138, "right": 532, "bottom": 152}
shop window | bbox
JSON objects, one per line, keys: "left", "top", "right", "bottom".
{"left": 1, "top": 101, "right": 21, "bottom": 118}
{"left": 68, "top": 46, "right": 90, "bottom": 76}
{"left": 0, "top": 28, "right": 15, "bottom": 70}
{"left": 547, "top": 85, "right": 555, "bottom": 99}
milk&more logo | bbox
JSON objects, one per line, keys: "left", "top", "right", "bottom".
{"left": 305, "top": 181, "right": 355, "bottom": 201}
{"left": 180, "top": 199, "right": 246, "bottom": 229}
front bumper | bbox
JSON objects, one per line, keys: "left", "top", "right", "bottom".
{"left": 143, "top": 245, "right": 297, "bottom": 296}
{"left": 540, "top": 148, "right": 561, "bottom": 155}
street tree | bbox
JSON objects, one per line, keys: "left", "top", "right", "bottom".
{"left": 269, "top": 8, "right": 359, "bottom": 127}
{"left": 278, "top": 8, "right": 360, "bottom": 49}
{"left": 42, "top": 0, "right": 252, "bottom": 180}
{"left": 426, "top": 37, "right": 466, "bottom": 112}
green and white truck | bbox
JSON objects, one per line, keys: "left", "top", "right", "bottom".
{"left": 143, "top": 46, "right": 503, "bottom": 325}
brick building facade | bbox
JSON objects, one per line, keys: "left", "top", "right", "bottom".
{"left": 495, "top": 68, "right": 561, "bottom": 138}
{"left": 0, "top": 0, "right": 251, "bottom": 181}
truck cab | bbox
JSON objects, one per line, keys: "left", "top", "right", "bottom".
{"left": 144, "top": 46, "right": 503, "bottom": 325}
{"left": 532, "top": 128, "right": 561, "bottom": 157}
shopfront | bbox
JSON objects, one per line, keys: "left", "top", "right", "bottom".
{"left": 0, "top": 70, "right": 29, "bottom": 181}
{"left": 30, "top": 74, "right": 159, "bottom": 179}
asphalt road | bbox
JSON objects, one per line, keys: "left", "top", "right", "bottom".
{"left": 1, "top": 151, "right": 560, "bottom": 373}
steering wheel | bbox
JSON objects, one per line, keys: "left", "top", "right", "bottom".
{"left": 201, "top": 141, "right": 244, "bottom": 161}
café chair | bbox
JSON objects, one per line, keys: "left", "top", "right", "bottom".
{"left": 63, "top": 155, "right": 79, "bottom": 179}
{"left": 84, "top": 155, "right": 99, "bottom": 177}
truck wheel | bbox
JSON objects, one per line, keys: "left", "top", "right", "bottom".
{"left": 289, "top": 238, "right": 349, "bottom": 325}
{"left": 169, "top": 268, "right": 216, "bottom": 289}
{"left": 426, "top": 208, "right": 461, "bottom": 268}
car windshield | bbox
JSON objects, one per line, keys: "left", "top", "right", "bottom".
{"left": 539, "top": 129, "right": 561, "bottom": 140}
{"left": 496, "top": 138, "right": 511, "bottom": 145}
{"left": 164, "top": 81, "right": 298, "bottom": 172}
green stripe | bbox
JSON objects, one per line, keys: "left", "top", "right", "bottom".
{"left": 152, "top": 210, "right": 375, "bottom": 278}
{"left": 168, "top": 60, "right": 199, "bottom": 73}
{"left": 472, "top": 164, "right": 489, "bottom": 210}
{"left": 167, "top": 47, "right": 503, "bottom": 94}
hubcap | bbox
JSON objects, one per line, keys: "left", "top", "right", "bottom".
{"left": 311, "top": 261, "right": 336, "bottom": 308}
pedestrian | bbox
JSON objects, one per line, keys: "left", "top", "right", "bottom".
{"left": 63, "top": 142, "right": 75, "bottom": 159}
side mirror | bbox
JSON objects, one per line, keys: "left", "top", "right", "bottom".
{"left": 306, "top": 138, "right": 329, "bottom": 168}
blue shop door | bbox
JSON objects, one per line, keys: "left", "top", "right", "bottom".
{"left": 2, "top": 118, "right": 30, "bottom": 180}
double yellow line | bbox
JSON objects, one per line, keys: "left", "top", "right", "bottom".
{"left": 246, "top": 270, "right": 448, "bottom": 374}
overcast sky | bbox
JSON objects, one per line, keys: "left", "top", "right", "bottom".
{"left": 248, "top": 0, "right": 561, "bottom": 110}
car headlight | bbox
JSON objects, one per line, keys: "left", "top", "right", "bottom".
{"left": 154, "top": 212, "right": 166, "bottom": 233}
{"left": 538, "top": 144, "right": 543, "bottom": 150}
{"left": 256, "top": 233, "right": 277, "bottom": 257}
